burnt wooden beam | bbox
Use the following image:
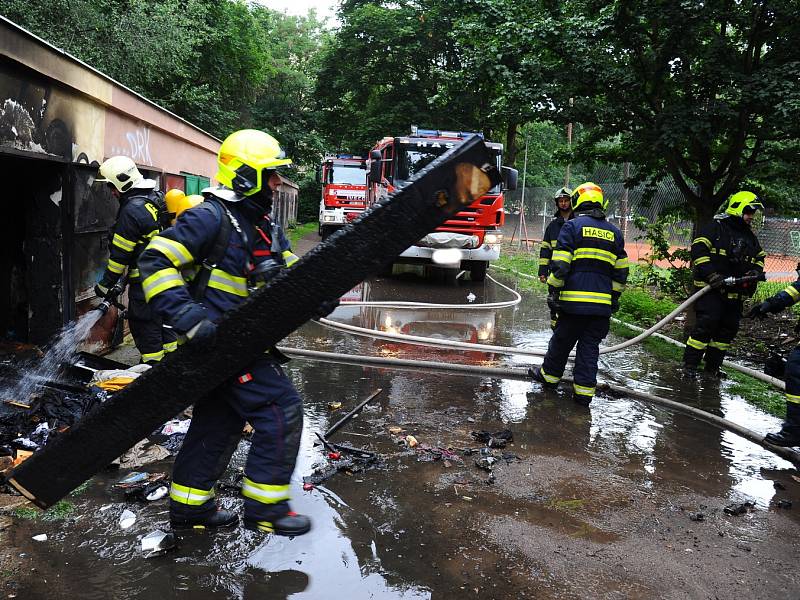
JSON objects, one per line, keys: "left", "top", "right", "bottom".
{"left": 7, "top": 135, "right": 500, "bottom": 508}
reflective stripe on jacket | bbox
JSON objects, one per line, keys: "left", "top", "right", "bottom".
{"left": 546, "top": 212, "right": 628, "bottom": 316}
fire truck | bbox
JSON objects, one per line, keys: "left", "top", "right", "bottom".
{"left": 318, "top": 154, "right": 367, "bottom": 240}
{"left": 366, "top": 126, "right": 516, "bottom": 281}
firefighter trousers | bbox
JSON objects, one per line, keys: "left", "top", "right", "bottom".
{"left": 683, "top": 292, "right": 743, "bottom": 371}
{"left": 127, "top": 283, "right": 177, "bottom": 364}
{"left": 169, "top": 355, "right": 303, "bottom": 522}
{"left": 540, "top": 313, "right": 610, "bottom": 399}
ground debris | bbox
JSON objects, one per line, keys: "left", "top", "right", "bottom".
{"left": 723, "top": 501, "right": 755, "bottom": 516}
{"left": 470, "top": 429, "right": 513, "bottom": 449}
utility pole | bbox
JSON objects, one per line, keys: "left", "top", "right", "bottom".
{"left": 518, "top": 133, "right": 529, "bottom": 250}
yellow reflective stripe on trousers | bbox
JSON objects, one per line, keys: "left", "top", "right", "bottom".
{"left": 282, "top": 250, "right": 299, "bottom": 267}
{"left": 540, "top": 368, "right": 560, "bottom": 384}
{"left": 207, "top": 269, "right": 249, "bottom": 297}
{"left": 240, "top": 477, "right": 290, "bottom": 504}
{"left": 573, "top": 247, "right": 616, "bottom": 264}
{"left": 142, "top": 268, "right": 185, "bottom": 302}
{"left": 107, "top": 259, "right": 125, "bottom": 274}
{"left": 708, "top": 341, "right": 730, "bottom": 350}
{"left": 693, "top": 237, "right": 712, "bottom": 249}
{"left": 693, "top": 256, "right": 711, "bottom": 265}
{"left": 112, "top": 233, "right": 136, "bottom": 252}
{"left": 559, "top": 290, "right": 612, "bottom": 305}
{"left": 141, "top": 350, "right": 165, "bottom": 363}
{"left": 785, "top": 286, "right": 800, "bottom": 301}
{"left": 686, "top": 337, "right": 707, "bottom": 350}
{"left": 169, "top": 482, "right": 215, "bottom": 506}
{"left": 786, "top": 394, "right": 800, "bottom": 405}
{"left": 573, "top": 383, "right": 595, "bottom": 397}
{"left": 147, "top": 236, "right": 194, "bottom": 267}
{"left": 163, "top": 341, "right": 178, "bottom": 353}
{"left": 552, "top": 250, "right": 573, "bottom": 263}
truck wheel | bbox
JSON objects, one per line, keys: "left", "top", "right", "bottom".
{"left": 318, "top": 223, "right": 323, "bottom": 237}
{"left": 321, "top": 226, "right": 333, "bottom": 240}
{"left": 470, "top": 261, "right": 488, "bottom": 282}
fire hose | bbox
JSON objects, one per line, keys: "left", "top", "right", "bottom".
{"left": 275, "top": 346, "right": 800, "bottom": 466}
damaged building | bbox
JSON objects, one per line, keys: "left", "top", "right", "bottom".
{"left": 0, "top": 16, "right": 298, "bottom": 351}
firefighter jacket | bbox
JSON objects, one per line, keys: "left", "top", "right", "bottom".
{"left": 545, "top": 208, "right": 628, "bottom": 317}
{"left": 763, "top": 280, "right": 800, "bottom": 313}
{"left": 691, "top": 215, "right": 765, "bottom": 298}
{"left": 538, "top": 213, "right": 570, "bottom": 278}
{"left": 99, "top": 189, "right": 163, "bottom": 288}
{"left": 137, "top": 189, "right": 298, "bottom": 327}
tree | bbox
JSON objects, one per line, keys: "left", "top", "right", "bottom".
{"left": 543, "top": 0, "right": 800, "bottom": 226}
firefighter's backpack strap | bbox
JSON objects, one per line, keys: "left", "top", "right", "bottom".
{"left": 190, "top": 200, "right": 233, "bottom": 302}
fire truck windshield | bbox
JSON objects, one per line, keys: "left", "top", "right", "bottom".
{"left": 396, "top": 143, "right": 502, "bottom": 192}
{"left": 327, "top": 164, "right": 366, "bottom": 186}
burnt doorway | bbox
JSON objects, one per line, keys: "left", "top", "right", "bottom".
{"left": 0, "top": 153, "right": 65, "bottom": 345}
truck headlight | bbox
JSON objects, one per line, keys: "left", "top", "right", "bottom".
{"left": 485, "top": 232, "right": 503, "bottom": 245}
{"left": 323, "top": 215, "right": 336, "bottom": 222}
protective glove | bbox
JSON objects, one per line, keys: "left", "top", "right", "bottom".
{"left": 746, "top": 301, "right": 773, "bottom": 320}
{"left": 611, "top": 291, "right": 621, "bottom": 313}
{"left": 707, "top": 272, "right": 726, "bottom": 290}
{"left": 546, "top": 293, "right": 559, "bottom": 314}
{"left": 172, "top": 303, "right": 214, "bottom": 346}
{"left": 185, "top": 318, "right": 217, "bottom": 347}
{"left": 94, "top": 283, "right": 110, "bottom": 299}
{"left": 313, "top": 298, "right": 340, "bottom": 320}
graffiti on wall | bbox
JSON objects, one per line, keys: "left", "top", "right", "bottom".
{"left": 109, "top": 125, "right": 153, "bottom": 165}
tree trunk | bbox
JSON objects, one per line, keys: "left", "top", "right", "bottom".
{"left": 504, "top": 121, "right": 518, "bottom": 167}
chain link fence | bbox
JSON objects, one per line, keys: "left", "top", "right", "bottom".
{"left": 504, "top": 164, "right": 800, "bottom": 281}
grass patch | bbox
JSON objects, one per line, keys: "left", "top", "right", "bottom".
{"left": 616, "top": 288, "right": 678, "bottom": 328}
{"left": 12, "top": 500, "right": 75, "bottom": 522}
{"left": 287, "top": 222, "right": 318, "bottom": 246}
{"left": 70, "top": 481, "right": 91, "bottom": 497}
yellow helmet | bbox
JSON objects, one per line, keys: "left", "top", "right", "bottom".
{"left": 164, "top": 188, "right": 186, "bottom": 214}
{"left": 570, "top": 182, "right": 606, "bottom": 210}
{"left": 725, "top": 191, "right": 763, "bottom": 217}
{"left": 215, "top": 129, "right": 292, "bottom": 197}
{"left": 96, "top": 156, "right": 143, "bottom": 193}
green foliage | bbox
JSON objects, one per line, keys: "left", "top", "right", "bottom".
{"left": 287, "top": 222, "right": 318, "bottom": 245}
{"left": 11, "top": 500, "right": 74, "bottom": 521}
{"left": 615, "top": 288, "right": 678, "bottom": 328}
{"left": 632, "top": 213, "right": 693, "bottom": 296}
{"left": 545, "top": 0, "right": 800, "bottom": 226}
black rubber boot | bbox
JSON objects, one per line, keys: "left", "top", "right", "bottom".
{"left": 244, "top": 511, "right": 311, "bottom": 536}
{"left": 765, "top": 403, "right": 800, "bottom": 447}
{"left": 170, "top": 509, "right": 238, "bottom": 531}
{"left": 681, "top": 365, "right": 699, "bottom": 379}
{"left": 528, "top": 367, "right": 558, "bottom": 389}
{"left": 572, "top": 392, "right": 592, "bottom": 407}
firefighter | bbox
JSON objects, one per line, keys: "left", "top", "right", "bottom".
{"left": 682, "top": 191, "right": 765, "bottom": 378}
{"left": 138, "top": 129, "right": 331, "bottom": 535}
{"left": 528, "top": 182, "right": 628, "bottom": 406}
{"left": 539, "top": 187, "right": 573, "bottom": 328}
{"left": 747, "top": 276, "right": 800, "bottom": 446}
{"left": 94, "top": 156, "right": 178, "bottom": 364}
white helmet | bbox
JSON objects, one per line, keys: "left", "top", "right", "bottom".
{"left": 96, "top": 156, "right": 144, "bottom": 193}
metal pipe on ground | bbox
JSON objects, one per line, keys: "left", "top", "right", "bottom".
{"left": 278, "top": 346, "right": 800, "bottom": 466}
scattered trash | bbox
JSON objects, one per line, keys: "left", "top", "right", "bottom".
{"left": 118, "top": 439, "right": 171, "bottom": 469}
{"left": 776, "top": 499, "right": 792, "bottom": 509}
{"left": 462, "top": 496, "right": 473, "bottom": 502}
{"left": 475, "top": 456, "right": 497, "bottom": 471}
{"left": 388, "top": 426, "right": 404, "bottom": 435}
{"left": 32, "top": 534, "right": 47, "bottom": 542}
{"left": 689, "top": 512, "right": 705, "bottom": 522}
{"left": 160, "top": 419, "right": 191, "bottom": 436}
{"left": 327, "top": 452, "right": 341, "bottom": 460}
{"left": 405, "top": 435, "right": 418, "bottom": 448}
{"left": 466, "top": 292, "right": 476, "bottom": 303}
{"left": 119, "top": 509, "right": 136, "bottom": 529}
{"left": 723, "top": 501, "right": 755, "bottom": 516}
{"left": 327, "top": 401, "right": 342, "bottom": 411}
{"left": 470, "top": 429, "right": 513, "bottom": 449}
{"left": 303, "top": 483, "right": 314, "bottom": 491}
{"left": 141, "top": 529, "right": 177, "bottom": 558}
{"left": 116, "top": 472, "right": 149, "bottom": 486}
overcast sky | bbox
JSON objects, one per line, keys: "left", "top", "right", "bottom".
{"left": 256, "top": 0, "right": 339, "bottom": 25}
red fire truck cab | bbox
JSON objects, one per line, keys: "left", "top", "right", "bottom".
{"left": 318, "top": 154, "right": 367, "bottom": 239}
{"left": 366, "top": 127, "right": 516, "bottom": 281}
